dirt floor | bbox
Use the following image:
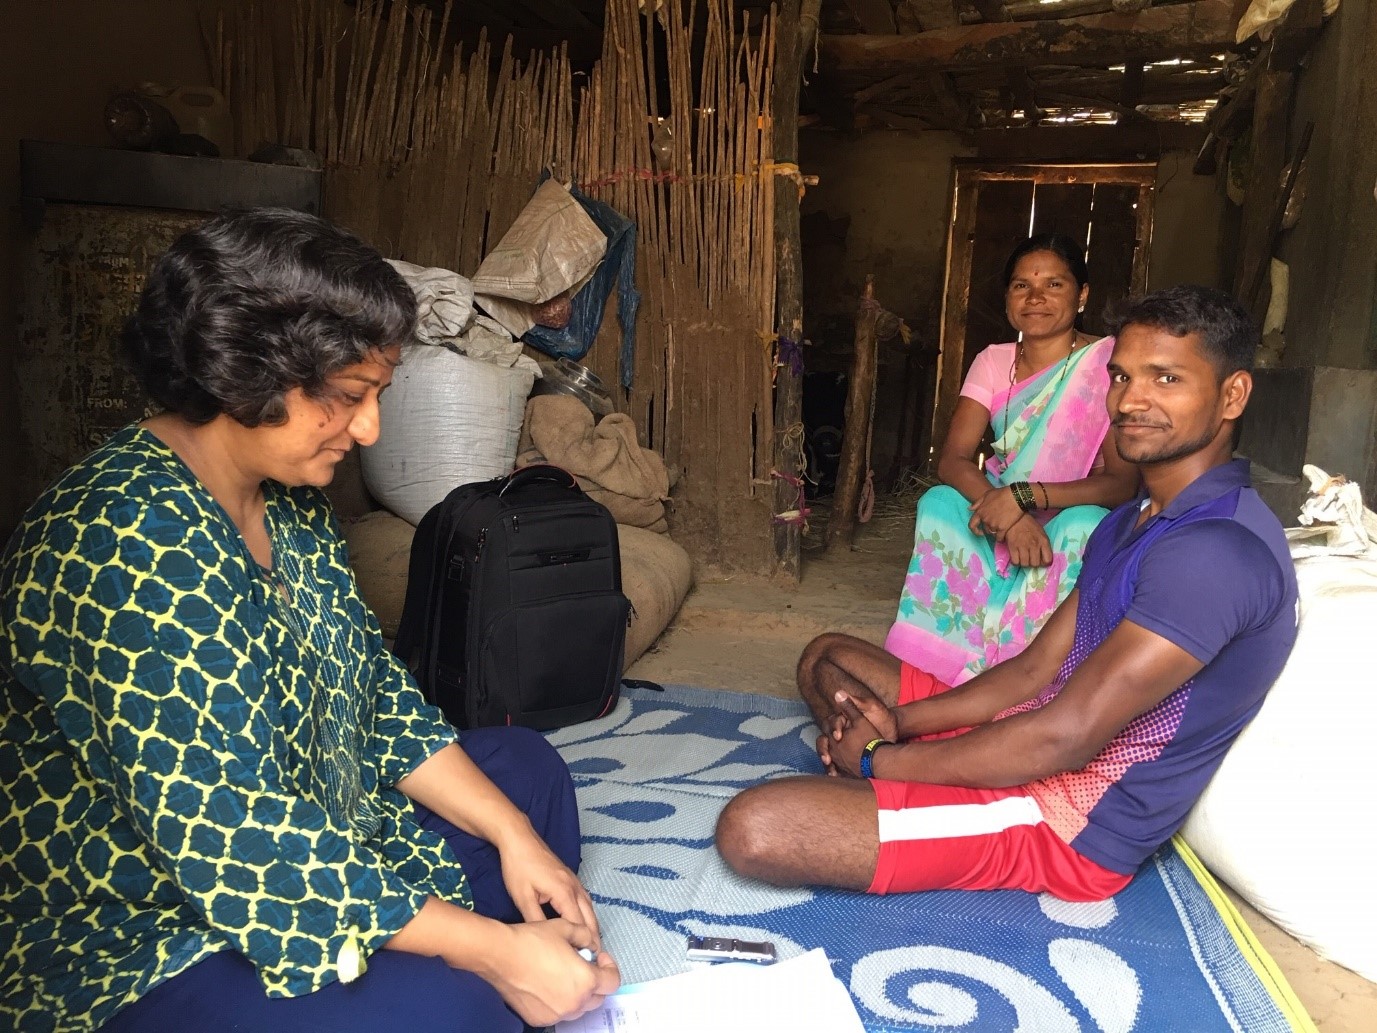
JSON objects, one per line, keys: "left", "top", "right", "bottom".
{"left": 626, "top": 500, "right": 1377, "bottom": 1033}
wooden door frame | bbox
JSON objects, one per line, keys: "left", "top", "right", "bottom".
{"left": 930, "top": 161, "right": 1157, "bottom": 466}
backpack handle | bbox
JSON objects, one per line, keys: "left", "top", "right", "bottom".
{"left": 501, "top": 464, "right": 579, "bottom": 496}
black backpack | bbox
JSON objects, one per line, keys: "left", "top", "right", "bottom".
{"left": 392, "top": 465, "right": 628, "bottom": 730}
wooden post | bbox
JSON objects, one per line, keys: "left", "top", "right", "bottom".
{"left": 770, "top": 0, "right": 821, "bottom": 581}
{"left": 826, "top": 277, "right": 881, "bottom": 552}
{"left": 1233, "top": 46, "right": 1294, "bottom": 322}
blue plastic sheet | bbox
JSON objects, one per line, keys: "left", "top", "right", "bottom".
{"left": 523, "top": 183, "right": 641, "bottom": 389}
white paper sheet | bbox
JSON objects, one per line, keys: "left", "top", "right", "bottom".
{"left": 556, "top": 948, "right": 865, "bottom": 1033}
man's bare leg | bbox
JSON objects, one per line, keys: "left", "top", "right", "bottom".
{"left": 715, "top": 775, "right": 879, "bottom": 890}
{"left": 796, "top": 633, "right": 905, "bottom": 731}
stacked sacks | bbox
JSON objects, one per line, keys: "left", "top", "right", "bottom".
{"left": 362, "top": 261, "right": 539, "bottom": 526}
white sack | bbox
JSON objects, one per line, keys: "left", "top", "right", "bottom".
{"left": 1236, "top": 0, "right": 1339, "bottom": 43}
{"left": 1182, "top": 468, "right": 1377, "bottom": 982}
{"left": 386, "top": 259, "right": 475, "bottom": 344}
{"left": 453, "top": 314, "right": 541, "bottom": 373}
{"left": 361, "top": 343, "right": 535, "bottom": 525}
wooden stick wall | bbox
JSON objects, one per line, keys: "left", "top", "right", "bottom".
{"left": 209, "top": 0, "right": 778, "bottom": 573}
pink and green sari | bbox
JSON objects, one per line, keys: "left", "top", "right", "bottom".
{"left": 885, "top": 336, "right": 1115, "bottom": 684}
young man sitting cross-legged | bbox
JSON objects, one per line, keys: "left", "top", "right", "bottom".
{"left": 715, "top": 285, "right": 1299, "bottom": 901}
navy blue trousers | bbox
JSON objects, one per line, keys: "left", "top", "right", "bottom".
{"left": 98, "top": 726, "right": 580, "bottom": 1033}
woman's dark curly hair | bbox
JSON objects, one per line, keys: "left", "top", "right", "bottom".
{"left": 121, "top": 207, "right": 417, "bottom": 426}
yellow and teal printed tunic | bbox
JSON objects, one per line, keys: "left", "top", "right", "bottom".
{"left": 0, "top": 426, "right": 469, "bottom": 1033}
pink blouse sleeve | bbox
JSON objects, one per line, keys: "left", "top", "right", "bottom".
{"left": 958, "top": 343, "right": 1015, "bottom": 412}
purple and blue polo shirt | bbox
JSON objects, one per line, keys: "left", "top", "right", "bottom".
{"left": 1008, "top": 459, "right": 1299, "bottom": 874}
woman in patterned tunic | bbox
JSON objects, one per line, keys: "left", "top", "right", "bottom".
{"left": 0, "top": 209, "right": 619, "bottom": 1033}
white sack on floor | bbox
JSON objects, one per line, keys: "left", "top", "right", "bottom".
{"left": 386, "top": 259, "right": 475, "bottom": 344}
{"left": 1182, "top": 469, "right": 1377, "bottom": 982}
{"left": 361, "top": 343, "right": 535, "bottom": 525}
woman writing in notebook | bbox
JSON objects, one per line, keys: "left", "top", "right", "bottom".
{"left": 0, "top": 209, "right": 618, "bottom": 1033}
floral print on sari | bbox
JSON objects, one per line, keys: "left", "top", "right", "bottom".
{"left": 886, "top": 337, "right": 1114, "bottom": 684}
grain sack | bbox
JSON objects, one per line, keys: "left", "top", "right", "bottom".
{"left": 341, "top": 510, "right": 416, "bottom": 639}
{"left": 361, "top": 343, "right": 535, "bottom": 525}
{"left": 619, "top": 525, "right": 693, "bottom": 667}
{"left": 1182, "top": 472, "right": 1377, "bottom": 982}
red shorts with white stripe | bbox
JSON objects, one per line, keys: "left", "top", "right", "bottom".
{"left": 864, "top": 665, "right": 1132, "bottom": 901}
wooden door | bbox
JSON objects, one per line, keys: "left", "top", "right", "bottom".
{"left": 931, "top": 163, "right": 1156, "bottom": 463}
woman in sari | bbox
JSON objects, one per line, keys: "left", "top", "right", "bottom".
{"left": 886, "top": 233, "right": 1139, "bottom": 684}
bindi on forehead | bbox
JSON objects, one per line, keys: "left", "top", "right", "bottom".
{"left": 1011, "top": 254, "right": 1074, "bottom": 281}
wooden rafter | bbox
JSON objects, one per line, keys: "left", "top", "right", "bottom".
{"left": 927, "top": 69, "right": 974, "bottom": 129}
{"left": 841, "top": 0, "right": 897, "bottom": 34}
{"left": 856, "top": 105, "right": 936, "bottom": 131}
{"left": 1122, "top": 57, "right": 1145, "bottom": 106}
{"left": 899, "top": 0, "right": 961, "bottom": 30}
{"left": 1003, "top": 0, "right": 1142, "bottom": 20}
{"left": 1006, "top": 66, "right": 1042, "bottom": 122}
{"left": 970, "top": 0, "right": 1011, "bottom": 22}
{"left": 852, "top": 72, "right": 906, "bottom": 103}
{"left": 1039, "top": 89, "right": 1151, "bottom": 122}
{"left": 819, "top": 0, "right": 1237, "bottom": 76}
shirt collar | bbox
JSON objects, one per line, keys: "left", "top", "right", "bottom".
{"left": 1133, "top": 458, "right": 1252, "bottom": 528}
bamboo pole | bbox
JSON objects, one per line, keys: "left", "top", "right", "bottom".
{"left": 770, "top": 0, "right": 820, "bottom": 579}
{"left": 826, "top": 276, "right": 881, "bottom": 552}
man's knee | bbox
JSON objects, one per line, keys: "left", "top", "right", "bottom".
{"left": 714, "top": 787, "right": 778, "bottom": 878}
{"left": 796, "top": 632, "right": 856, "bottom": 692}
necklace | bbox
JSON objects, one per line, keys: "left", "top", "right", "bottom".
{"left": 999, "top": 332, "right": 1085, "bottom": 443}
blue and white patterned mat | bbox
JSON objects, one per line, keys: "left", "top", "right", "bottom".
{"left": 547, "top": 685, "right": 1309, "bottom": 1033}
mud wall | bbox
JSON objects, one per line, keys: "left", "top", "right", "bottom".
{"left": 798, "top": 129, "right": 975, "bottom": 482}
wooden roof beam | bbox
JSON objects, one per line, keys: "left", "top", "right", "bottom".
{"left": 1006, "top": 66, "right": 1044, "bottom": 123}
{"left": 841, "top": 0, "right": 898, "bottom": 34}
{"left": 927, "top": 69, "right": 977, "bottom": 129}
{"left": 1122, "top": 57, "right": 1145, "bottom": 106}
{"left": 970, "top": 0, "right": 1012, "bottom": 22}
{"left": 855, "top": 104, "right": 937, "bottom": 132}
{"left": 1002, "top": 0, "right": 1140, "bottom": 20}
{"left": 820, "top": 0, "right": 1237, "bottom": 76}
{"left": 1038, "top": 89, "right": 1153, "bottom": 122}
{"left": 853, "top": 72, "right": 922, "bottom": 103}
{"left": 899, "top": 0, "right": 962, "bottom": 31}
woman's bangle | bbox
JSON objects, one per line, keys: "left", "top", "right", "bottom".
{"left": 1010, "top": 481, "right": 1037, "bottom": 513}
{"left": 1037, "top": 481, "right": 1050, "bottom": 509}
